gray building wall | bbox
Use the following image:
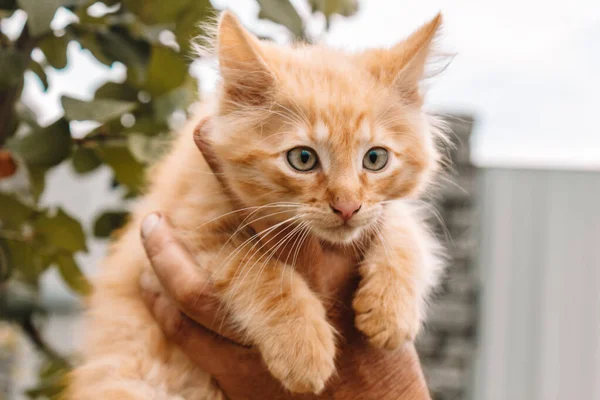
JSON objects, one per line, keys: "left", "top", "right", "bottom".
{"left": 473, "top": 168, "right": 600, "bottom": 400}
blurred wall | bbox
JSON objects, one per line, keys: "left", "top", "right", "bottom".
{"left": 473, "top": 168, "right": 600, "bottom": 400}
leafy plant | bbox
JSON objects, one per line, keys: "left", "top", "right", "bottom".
{"left": 0, "top": 0, "right": 357, "bottom": 397}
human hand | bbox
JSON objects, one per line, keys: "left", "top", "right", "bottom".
{"left": 139, "top": 212, "right": 431, "bottom": 399}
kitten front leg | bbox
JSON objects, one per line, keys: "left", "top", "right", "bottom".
{"left": 210, "top": 244, "right": 336, "bottom": 394}
{"left": 353, "top": 204, "right": 441, "bottom": 349}
{"left": 353, "top": 257, "right": 421, "bottom": 349}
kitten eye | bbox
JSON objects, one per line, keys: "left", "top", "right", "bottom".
{"left": 363, "top": 147, "right": 389, "bottom": 171}
{"left": 287, "top": 147, "right": 319, "bottom": 172}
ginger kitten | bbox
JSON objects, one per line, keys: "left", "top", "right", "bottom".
{"left": 67, "top": 11, "right": 445, "bottom": 399}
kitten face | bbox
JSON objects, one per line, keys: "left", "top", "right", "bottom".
{"left": 209, "top": 13, "right": 441, "bottom": 244}
{"left": 215, "top": 98, "right": 435, "bottom": 243}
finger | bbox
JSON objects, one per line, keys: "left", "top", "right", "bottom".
{"left": 141, "top": 212, "right": 211, "bottom": 305}
{"left": 193, "top": 117, "right": 221, "bottom": 176}
{"left": 140, "top": 212, "right": 243, "bottom": 341}
{"left": 148, "top": 288, "right": 260, "bottom": 376}
{"left": 139, "top": 271, "right": 163, "bottom": 317}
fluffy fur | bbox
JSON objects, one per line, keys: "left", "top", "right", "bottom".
{"left": 67, "top": 11, "right": 446, "bottom": 399}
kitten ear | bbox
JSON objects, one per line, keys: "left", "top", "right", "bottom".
{"left": 217, "top": 11, "right": 274, "bottom": 106}
{"left": 361, "top": 13, "right": 442, "bottom": 103}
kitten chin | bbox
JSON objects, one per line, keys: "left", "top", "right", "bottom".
{"left": 310, "top": 220, "right": 375, "bottom": 245}
{"left": 312, "top": 226, "right": 363, "bottom": 244}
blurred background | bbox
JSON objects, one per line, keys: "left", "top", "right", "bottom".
{"left": 0, "top": 0, "right": 598, "bottom": 399}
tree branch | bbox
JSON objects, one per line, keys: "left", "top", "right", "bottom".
{"left": 22, "top": 317, "right": 71, "bottom": 368}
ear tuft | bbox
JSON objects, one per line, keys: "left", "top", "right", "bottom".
{"left": 360, "top": 13, "right": 443, "bottom": 104}
{"left": 396, "top": 13, "right": 442, "bottom": 85}
{"left": 217, "top": 11, "right": 274, "bottom": 107}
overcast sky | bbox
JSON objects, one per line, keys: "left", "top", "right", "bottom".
{"left": 324, "top": 0, "right": 600, "bottom": 169}
{"left": 18, "top": 0, "right": 600, "bottom": 169}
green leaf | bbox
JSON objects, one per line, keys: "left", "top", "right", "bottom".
{"left": 308, "top": 0, "right": 359, "bottom": 18}
{"left": 96, "top": 26, "right": 150, "bottom": 81}
{"left": 17, "top": 0, "right": 71, "bottom": 37}
{"left": 15, "top": 101, "right": 39, "bottom": 128}
{"left": 0, "top": 47, "right": 26, "bottom": 89}
{"left": 94, "top": 81, "right": 138, "bottom": 102}
{"left": 173, "top": 0, "right": 213, "bottom": 55}
{"left": 123, "top": 115, "right": 168, "bottom": 136}
{"left": 126, "top": 20, "right": 167, "bottom": 44}
{"left": 7, "top": 119, "right": 71, "bottom": 167}
{"left": 38, "top": 34, "right": 69, "bottom": 70}
{"left": 0, "top": 0, "right": 17, "bottom": 11}
{"left": 77, "top": 31, "right": 113, "bottom": 66}
{"left": 71, "top": 147, "right": 101, "bottom": 174}
{"left": 38, "top": 356, "right": 69, "bottom": 380}
{"left": 29, "top": 60, "right": 48, "bottom": 91}
{"left": 34, "top": 208, "right": 87, "bottom": 253}
{"left": 257, "top": 0, "right": 303, "bottom": 38}
{"left": 25, "top": 376, "right": 65, "bottom": 399}
{"left": 54, "top": 252, "right": 90, "bottom": 295}
{"left": 123, "top": 0, "right": 193, "bottom": 25}
{"left": 0, "top": 11, "right": 15, "bottom": 20}
{"left": 25, "top": 357, "right": 68, "bottom": 399}
{"left": 0, "top": 193, "right": 35, "bottom": 228}
{"left": 74, "top": 5, "right": 109, "bottom": 27}
{"left": 96, "top": 146, "right": 145, "bottom": 193}
{"left": 0, "top": 240, "right": 11, "bottom": 282}
{"left": 152, "top": 84, "right": 194, "bottom": 124}
{"left": 28, "top": 166, "right": 48, "bottom": 202}
{"left": 2, "top": 240, "right": 49, "bottom": 284}
{"left": 142, "top": 46, "right": 187, "bottom": 96}
{"left": 93, "top": 210, "right": 128, "bottom": 238}
{"left": 127, "top": 133, "right": 171, "bottom": 164}
{"left": 62, "top": 96, "right": 137, "bottom": 123}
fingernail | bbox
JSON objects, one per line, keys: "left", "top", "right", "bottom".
{"left": 141, "top": 213, "right": 161, "bottom": 239}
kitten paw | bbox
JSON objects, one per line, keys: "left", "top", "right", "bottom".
{"left": 260, "top": 316, "right": 336, "bottom": 394}
{"left": 353, "top": 272, "right": 420, "bottom": 350}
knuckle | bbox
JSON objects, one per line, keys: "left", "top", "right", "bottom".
{"left": 164, "top": 311, "right": 191, "bottom": 343}
{"left": 177, "top": 286, "right": 203, "bottom": 309}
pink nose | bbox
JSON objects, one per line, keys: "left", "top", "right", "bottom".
{"left": 330, "top": 201, "right": 362, "bottom": 222}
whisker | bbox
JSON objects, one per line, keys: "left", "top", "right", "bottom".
{"left": 405, "top": 199, "right": 453, "bottom": 245}
{"left": 214, "top": 208, "right": 299, "bottom": 259}
{"left": 287, "top": 223, "right": 311, "bottom": 299}
{"left": 373, "top": 221, "right": 392, "bottom": 263}
{"left": 278, "top": 221, "right": 310, "bottom": 297}
{"left": 209, "top": 216, "right": 304, "bottom": 331}
{"left": 220, "top": 221, "right": 306, "bottom": 331}
{"left": 248, "top": 222, "right": 307, "bottom": 299}
{"left": 190, "top": 202, "right": 303, "bottom": 232}
{"left": 210, "top": 214, "right": 304, "bottom": 284}
{"left": 220, "top": 216, "right": 305, "bottom": 305}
